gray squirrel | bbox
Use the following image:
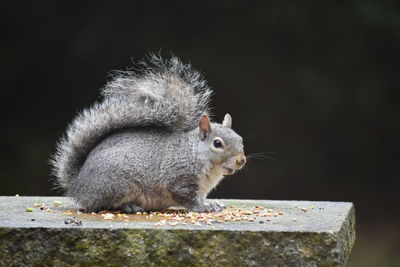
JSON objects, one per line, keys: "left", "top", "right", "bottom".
{"left": 51, "top": 56, "right": 246, "bottom": 213}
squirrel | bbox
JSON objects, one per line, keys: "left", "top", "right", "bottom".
{"left": 51, "top": 55, "right": 246, "bottom": 213}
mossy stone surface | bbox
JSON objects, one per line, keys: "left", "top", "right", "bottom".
{"left": 0, "top": 197, "right": 355, "bottom": 266}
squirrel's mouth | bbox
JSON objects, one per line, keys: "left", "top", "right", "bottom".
{"left": 222, "top": 166, "right": 235, "bottom": 175}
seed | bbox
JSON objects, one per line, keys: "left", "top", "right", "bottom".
{"left": 102, "top": 213, "right": 114, "bottom": 220}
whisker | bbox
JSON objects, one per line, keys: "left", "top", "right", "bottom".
{"left": 246, "top": 154, "right": 273, "bottom": 158}
{"left": 246, "top": 152, "right": 276, "bottom": 161}
{"left": 242, "top": 131, "right": 257, "bottom": 140}
{"left": 247, "top": 152, "right": 276, "bottom": 156}
{"left": 242, "top": 160, "right": 256, "bottom": 167}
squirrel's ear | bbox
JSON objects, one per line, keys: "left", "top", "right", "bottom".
{"left": 199, "top": 114, "right": 211, "bottom": 141}
{"left": 222, "top": 113, "right": 232, "bottom": 128}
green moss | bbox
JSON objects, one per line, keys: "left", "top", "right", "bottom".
{"left": 0, "top": 227, "right": 353, "bottom": 266}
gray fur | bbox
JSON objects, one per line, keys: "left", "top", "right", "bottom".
{"left": 51, "top": 56, "right": 245, "bottom": 212}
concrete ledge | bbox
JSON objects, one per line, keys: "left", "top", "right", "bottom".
{"left": 0, "top": 197, "right": 355, "bottom": 266}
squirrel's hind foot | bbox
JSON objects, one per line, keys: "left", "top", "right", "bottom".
{"left": 120, "top": 203, "right": 145, "bottom": 214}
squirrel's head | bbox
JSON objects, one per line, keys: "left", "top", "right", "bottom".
{"left": 197, "top": 114, "right": 246, "bottom": 175}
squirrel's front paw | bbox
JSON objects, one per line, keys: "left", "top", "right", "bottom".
{"left": 209, "top": 201, "right": 226, "bottom": 211}
{"left": 191, "top": 202, "right": 225, "bottom": 213}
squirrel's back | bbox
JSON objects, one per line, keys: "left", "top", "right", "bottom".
{"left": 51, "top": 56, "right": 212, "bottom": 190}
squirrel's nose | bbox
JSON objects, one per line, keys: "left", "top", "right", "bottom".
{"left": 236, "top": 156, "right": 246, "bottom": 168}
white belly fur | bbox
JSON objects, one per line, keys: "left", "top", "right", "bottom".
{"left": 198, "top": 167, "right": 224, "bottom": 200}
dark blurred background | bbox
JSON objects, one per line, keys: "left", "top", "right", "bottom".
{"left": 1, "top": 1, "right": 399, "bottom": 265}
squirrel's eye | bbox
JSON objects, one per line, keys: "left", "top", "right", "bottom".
{"left": 213, "top": 139, "right": 223, "bottom": 148}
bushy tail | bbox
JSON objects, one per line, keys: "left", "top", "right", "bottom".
{"left": 51, "top": 56, "right": 212, "bottom": 190}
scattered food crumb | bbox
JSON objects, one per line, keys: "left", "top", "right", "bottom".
{"left": 101, "top": 213, "right": 115, "bottom": 220}
{"left": 301, "top": 208, "right": 308, "bottom": 212}
{"left": 31, "top": 218, "right": 35, "bottom": 221}
{"left": 150, "top": 205, "right": 285, "bottom": 227}
{"left": 26, "top": 202, "right": 289, "bottom": 228}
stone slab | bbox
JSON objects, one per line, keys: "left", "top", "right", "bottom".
{"left": 0, "top": 197, "right": 355, "bottom": 266}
